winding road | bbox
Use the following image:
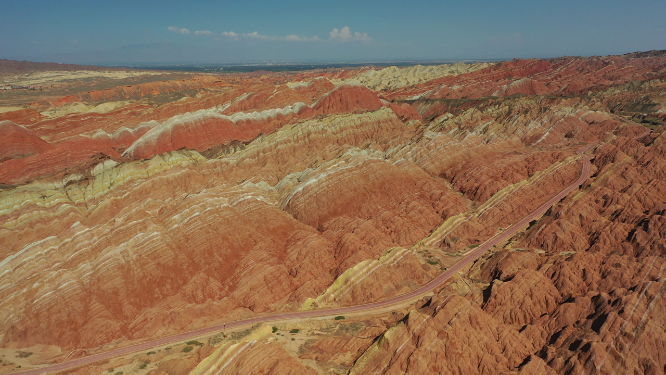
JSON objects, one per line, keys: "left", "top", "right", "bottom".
{"left": 11, "top": 146, "right": 593, "bottom": 375}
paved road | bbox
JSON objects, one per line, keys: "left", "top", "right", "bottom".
{"left": 11, "top": 148, "right": 593, "bottom": 375}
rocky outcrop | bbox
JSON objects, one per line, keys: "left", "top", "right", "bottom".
{"left": 337, "top": 242, "right": 666, "bottom": 375}
{"left": 348, "top": 294, "right": 537, "bottom": 374}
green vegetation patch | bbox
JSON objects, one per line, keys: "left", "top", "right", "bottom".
{"left": 182, "top": 346, "right": 194, "bottom": 353}
{"left": 229, "top": 326, "right": 256, "bottom": 341}
{"left": 272, "top": 326, "right": 278, "bottom": 333}
{"left": 289, "top": 329, "right": 300, "bottom": 334}
{"left": 427, "top": 260, "right": 439, "bottom": 265}
{"left": 186, "top": 340, "right": 203, "bottom": 346}
{"left": 139, "top": 361, "right": 150, "bottom": 369}
{"left": 334, "top": 316, "right": 345, "bottom": 320}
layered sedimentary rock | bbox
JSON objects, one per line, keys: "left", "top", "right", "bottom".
{"left": 388, "top": 53, "right": 666, "bottom": 101}
{"left": 0, "top": 136, "right": 122, "bottom": 184}
{"left": 288, "top": 76, "right": 336, "bottom": 98}
{"left": 311, "top": 84, "right": 384, "bottom": 114}
{"left": 492, "top": 77, "right": 549, "bottom": 97}
{"left": 0, "top": 53, "right": 665, "bottom": 375}
{"left": 122, "top": 102, "right": 310, "bottom": 159}
{"left": 0, "top": 109, "right": 44, "bottom": 125}
{"left": 40, "top": 101, "right": 131, "bottom": 117}
{"left": 0, "top": 121, "right": 52, "bottom": 160}
{"left": 51, "top": 76, "right": 223, "bottom": 106}
{"left": 0, "top": 107, "right": 470, "bottom": 352}
{"left": 331, "top": 62, "right": 491, "bottom": 90}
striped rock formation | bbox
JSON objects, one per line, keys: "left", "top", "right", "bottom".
{"left": 0, "top": 53, "right": 665, "bottom": 375}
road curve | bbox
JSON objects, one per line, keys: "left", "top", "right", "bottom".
{"left": 11, "top": 148, "right": 593, "bottom": 375}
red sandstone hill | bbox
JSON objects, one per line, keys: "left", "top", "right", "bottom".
{"left": 0, "top": 120, "right": 53, "bottom": 160}
{"left": 0, "top": 52, "right": 665, "bottom": 375}
{"left": 312, "top": 84, "right": 383, "bottom": 114}
{"left": 0, "top": 108, "right": 45, "bottom": 125}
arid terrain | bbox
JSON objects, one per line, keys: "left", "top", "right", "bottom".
{"left": 1, "top": 51, "right": 665, "bottom": 375}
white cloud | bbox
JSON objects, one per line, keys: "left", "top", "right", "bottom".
{"left": 285, "top": 34, "right": 322, "bottom": 42}
{"left": 167, "top": 26, "right": 190, "bottom": 35}
{"left": 221, "top": 31, "right": 239, "bottom": 38}
{"left": 285, "top": 34, "right": 302, "bottom": 41}
{"left": 329, "top": 27, "right": 348, "bottom": 41}
{"left": 353, "top": 32, "right": 372, "bottom": 43}
{"left": 329, "top": 26, "right": 373, "bottom": 43}
{"left": 219, "top": 30, "right": 320, "bottom": 42}
{"left": 165, "top": 25, "right": 371, "bottom": 43}
{"left": 243, "top": 31, "right": 276, "bottom": 40}
{"left": 195, "top": 27, "right": 371, "bottom": 43}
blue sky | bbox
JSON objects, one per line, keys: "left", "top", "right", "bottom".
{"left": 1, "top": 0, "right": 665, "bottom": 64}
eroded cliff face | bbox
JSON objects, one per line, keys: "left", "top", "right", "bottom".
{"left": 0, "top": 53, "right": 665, "bottom": 374}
